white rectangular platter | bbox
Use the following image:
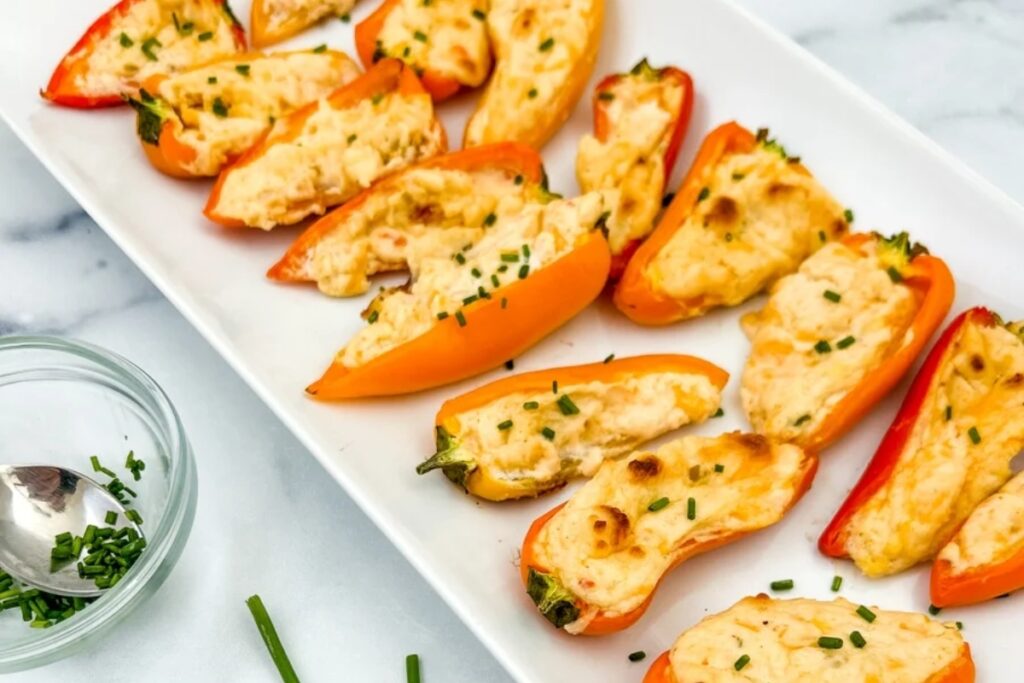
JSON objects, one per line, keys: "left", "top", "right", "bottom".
{"left": 3, "top": 1, "right": 1024, "bottom": 680}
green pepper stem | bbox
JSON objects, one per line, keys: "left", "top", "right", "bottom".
{"left": 526, "top": 568, "right": 580, "bottom": 629}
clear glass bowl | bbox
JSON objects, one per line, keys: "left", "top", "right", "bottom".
{"left": 0, "top": 336, "right": 197, "bottom": 671}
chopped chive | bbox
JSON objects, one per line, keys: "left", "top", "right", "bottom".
{"left": 406, "top": 654, "right": 421, "bottom": 683}
{"left": 603, "top": 354, "right": 615, "bottom": 364}
{"left": 956, "top": 621, "right": 964, "bottom": 630}
{"left": 104, "top": 512, "right": 117, "bottom": 525}
{"left": 347, "top": 134, "right": 358, "bottom": 144}
{"left": 454, "top": 252, "right": 466, "bottom": 264}
{"left": 598, "top": 92, "right": 616, "bottom": 102}
{"left": 367, "top": 310, "right": 379, "bottom": 325}
{"left": 197, "top": 31, "right": 214, "bottom": 41}
{"left": 472, "top": 9, "right": 486, "bottom": 20}
{"left": 518, "top": 264, "right": 530, "bottom": 279}
{"left": 523, "top": 401, "right": 539, "bottom": 410}
{"left": 119, "top": 32, "right": 133, "bottom": 48}
{"left": 527, "top": 88, "right": 538, "bottom": 99}
{"left": 471, "top": 267, "right": 482, "bottom": 278}
{"left": 556, "top": 394, "right": 579, "bottom": 416}
{"left": 235, "top": 64, "right": 250, "bottom": 76}
{"left": 500, "top": 297, "right": 508, "bottom": 309}
{"left": 814, "top": 340, "right": 832, "bottom": 354}
{"left": 246, "top": 595, "right": 300, "bottom": 683}
{"left": 648, "top": 497, "right": 669, "bottom": 512}
{"left": 831, "top": 575, "right": 843, "bottom": 592}
{"left": 844, "top": 208, "right": 855, "bottom": 223}
{"left": 504, "top": 359, "right": 514, "bottom": 370}
{"left": 732, "top": 172, "right": 745, "bottom": 181}
{"left": 837, "top": 336, "right": 856, "bottom": 350}
{"left": 714, "top": 463, "right": 724, "bottom": 473}
{"left": 522, "top": 244, "right": 531, "bottom": 258}
{"left": 697, "top": 187, "right": 710, "bottom": 202}
{"left": 818, "top": 636, "right": 843, "bottom": 650}
{"left": 818, "top": 229, "right": 827, "bottom": 242}
{"left": 491, "top": 274, "right": 501, "bottom": 288}
{"left": 770, "top": 579, "right": 794, "bottom": 592}
{"left": 887, "top": 266, "right": 903, "bottom": 283}
{"left": 967, "top": 427, "right": 981, "bottom": 445}
{"left": 823, "top": 290, "right": 841, "bottom": 303}
{"left": 413, "top": 31, "right": 428, "bottom": 43}
{"left": 312, "top": 44, "right": 328, "bottom": 53}
{"left": 501, "top": 252, "right": 520, "bottom": 263}
{"left": 687, "top": 497, "right": 696, "bottom": 520}
{"left": 208, "top": 76, "right": 217, "bottom": 84}
{"left": 538, "top": 37, "right": 554, "bottom": 51}
{"left": 55, "top": 532, "right": 73, "bottom": 545}
{"left": 483, "top": 213, "right": 497, "bottom": 227}
{"left": 928, "top": 604, "right": 942, "bottom": 616}
{"left": 462, "top": 294, "right": 478, "bottom": 306}
{"left": 945, "top": 405, "right": 952, "bottom": 421}
{"left": 455, "top": 311, "right": 467, "bottom": 327}
{"left": 712, "top": 407, "right": 724, "bottom": 418}
{"left": 794, "top": 414, "right": 812, "bottom": 426}
{"left": 402, "top": 46, "right": 411, "bottom": 58}
{"left": 850, "top": 630, "right": 866, "bottom": 648}
{"left": 371, "top": 93, "right": 384, "bottom": 106}
{"left": 627, "top": 650, "right": 646, "bottom": 662}
{"left": 541, "top": 427, "right": 556, "bottom": 441}
{"left": 339, "top": 13, "right": 351, "bottom": 22}
{"left": 734, "top": 654, "right": 750, "bottom": 671}
{"left": 212, "top": 97, "right": 229, "bottom": 117}
{"left": 856, "top": 605, "right": 876, "bottom": 623}
{"left": 497, "top": 420, "right": 513, "bottom": 431}
{"left": 141, "top": 37, "right": 161, "bottom": 61}
{"left": 90, "top": 456, "right": 116, "bottom": 478}
{"left": 552, "top": 380, "right": 558, "bottom": 393}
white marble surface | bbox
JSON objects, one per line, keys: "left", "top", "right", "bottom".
{"left": 3, "top": 1, "right": 1022, "bottom": 680}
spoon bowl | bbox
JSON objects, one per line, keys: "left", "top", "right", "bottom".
{"left": 0, "top": 466, "right": 143, "bottom": 598}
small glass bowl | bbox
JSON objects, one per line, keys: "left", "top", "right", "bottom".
{"left": 0, "top": 336, "right": 197, "bottom": 671}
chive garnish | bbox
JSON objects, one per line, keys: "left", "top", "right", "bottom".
{"left": 686, "top": 497, "right": 696, "bottom": 520}
{"left": 714, "top": 463, "right": 724, "bottom": 473}
{"left": 197, "top": 31, "right": 214, "bottom": 41}
{"left": 500, "top": 297, "right": 508, "bottom": 309}
{"left": 208, "top": 76, "right": 217, "bottom": 84}
{"left": 541, "top": 427, "right": 556, "bottom": 441}
{"left": 141, "top": 37, "right": 161, "bottom": 61}
{"left": 491, "top": 274, "right": 501, "bottom": 288}
{"left": 513, "top": 174, "right": 524, "bottom": 185}
{"left": 406, "top": 654, "right": 421, "bottom": 683}
{"left": 340, "top": 13, "right": 351, "bottom": 22}
{"left": 818, "top": 229, "right": 827, "bottom": 242}
{"left": 844, "top": 208, "right": 855, "bottom": 223}
{"left": 313, "top": 44, "right": 328, "bottom": 53}
{"left": 712, "top": 408, "right": 724, "bottom": 418}
{"left": 770, "top": 579, "right": 794, "bottom": 592}
{"left": 125, "top": 509, "right": 143, "bottom": 525}
{"left": 104, "top": 511, "right": 117, "bottom": 525}
{"left": 850, "top": 630, "right": 866, "bottom": 648}
{"left": 413, "top": 31, "right": 427, "bottom": 42}
{"left": 814, "top": 340, "right": 832, "bottom": 354}
{"left": 603, "top": 354, "right": 615, "bottom": 363}
{"left": 956, "top": 621, "right": 964, "bottom": 630}
{"left": 968, "top": 427, "right": 981, "bottom": 445}
{"left": 528, "top": 88, "right": 538, "bottom": 99}
{"left": 522, "top": 244, "right": 531, "bottom": 258}
{"left": 552, "top": 380, "right": 558, "bottom": 393}
{"left": 794, "top": 414, "right": 812, "bottom": 426}
{"left": 928, "top": 604, "right": 942, "bottom": 616}
{"left": 501, "top": 252, "right": 520, "bottom": 262}
{"left": 523, "top": 401, "right": 539, "bottom": 410}
{"left": 455, "top": 311, "right": 467, "bottom": 327}
{"left": 235, "top": 64, "right": 250, "bottom": 76}
{"left": 454, "top": 252, "right": 466, "bottom": 264}
{"left": 472, "top": 9, "right": 486, "bottom": 20}
{"left": 837, "top": 336, "right": 856, "bottom": 349}
{"left": 887, "top": 266, "right": 903, "bottom": 283}
{"left": 90, "top": 455, "right": 116, "bottom": 478}
{"left": 462, "top": 294, "right": 478, "bottom": 306}
{"left": 734, "top": 654, "right": 750, "bottom": 671}
{"left": 246, "top": 595, "right": 300, "bottom": 683}
{"left": 856, "top": 605, "right": 876, "bottom": 623}
{"left": 697, "top": 187, "right": 710, "bottom": 202}
{"left": 556, "top": 394, "right": 579, "bottom": 416}
{"left": 518, "top": 264, "right": 530, "bottom": 279}
{"left": 483, "top": 213, "right": 497, "bottom": 227}
{"left": 538, "top": 37, "right": 554, "bottom": 51}
{"left": 831, "top": 575, "right": 843, "bottom": 592}
{"left": 347, "top": 134, "right": 358, "bottom": 144}
{"left": 497, "top": 420, "right": 513, "bottom": 431}
{"left": 371, "top": 93, "right": 384, "bottom": 106}
{"left": 119, "top": 32, "right": 133, "bottom": 48}
{"left": 436, "top": 311, "right": 449, "bottom": 321}
{"left": 627, "top": 650, "right": 646, "bottom": 662}
{"left": 471, "top": 267, "right": 482, "bottom": 278}
{"left": 212, "top": 97, "right": 228, "bottom": 117}
{"left": 945, "top": 405, "right": 952, "bottom": 421}
{"left": 823, "top": 290, "right": 841, "bottom": 302}
{"left": 732, "top": 172, "right": 745, "bottom": 181}
{"left": 818, "top": 636, "right": 843, "bottom": 650}
{"left": 367, "top": 310, "right": 379, "bottom": 324}
{"left": 648, "top": 497, "right": 669, "bottom": 512}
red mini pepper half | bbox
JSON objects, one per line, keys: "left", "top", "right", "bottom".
{"left": 43, "top": 0, "right": 246, "bottom": 108}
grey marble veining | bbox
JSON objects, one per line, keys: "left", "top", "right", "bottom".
{"left": 2, "top": 1, "right": 1022, "bottom": 680}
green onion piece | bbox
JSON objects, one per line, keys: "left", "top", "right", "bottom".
{"left": 470, "top": 267, "right": 482, "bottom": 278}
{"left": 856, "top": 605, "right": 876, "bottom": 623}
{"left": 104, "top": 512, "right": 117, "bottom": 525}
{"left": 522, "top": 244, "right": 531, "bottom": 258}
{"left": 119, "top": 32, "right": 133, "bottom": 48}
{"left": 850, "top": 630, "right": 866, "bottom": 648}
{"left": 491, "top": 274, "right": 500, "bottom": 288}
{"left": 367, "top": 311, "right": 379, "bottom": 326}
{"left": 246, "top": 595, "right": 301, "bottom": 683}
{"left": 198, "top": 31, "right": 213, "bottom": 41}
{"left": 823, "top": 290, "right": 841, "bottom": 303}
{"left": 956, "top": 621, "right": 964, "bottom": 630}
{"left": 734, "top": 654, "right": 750, "bottom": 671}
{"left": 513, "top": 174, "right": 523, "bottom": 185}
{"left": 714, "top": 463, "right": 724, "bottom": 473}
{"left": 818, "top": 636, "right": 843, "bottom": 650}
{"left": 483, "top": 213, "right": 497, "bottom": 227}
{"left": 648, "top": 497, "right": 669, "bottom": 512}
{"left": 928, "top": 604, "right": 942, "bottom": 616}
{"left": 454, "top": 252, "right": 466, "bottom": 264}
{"left": 523, "top": 401, "right": 539, "bottom": 410}
{"left": 141, "top": 37, "right": 162, "bottom": 61}
{"left": 312, "top": 44, "right": 327, "bottom": 53}
{"left": 455, "top": 311, "right": 467, "bottom": 327}
{"left": 967, "top": 427, "right": 981, "bottom": 445}
{"left": 945, "top": 405, "right": 952, "bottom": 421}
{"left": 556, "top": 394, "right": 579, "bottom": 416}
{"left": 686, "top": 497, "right": 696, "bottom": 520}
{"left": 55, "top": 532, "right": 73, "bottom": 545}
{"left": 603, "top": 354, "right": 615, "bottom": 363}
{"left": 497, "top": 420, "right": 513, "bottom": 431}
{"left": 541, "top": 427, "right": 556, "bottom": 441}
{"left": 518, "top": 264, "right": 530, "bottom": 279}
{"left": 627, "top": 650, "right": 646, "bottom": 662}
{"left": 814, "top": 340, "right": 832, "bottom": 354}
{"left": 831, "top": 575, "right": 843, "bottom": 592}
{"left": 837, "top": 336, "right": 856, "bottom": 349}
{"left": 538, "top": 37, "right": 554, "bottom": 51}
{"left": 406, "top": 654, "right": 421, "bottom": 683}
{"left": 501, "top": 252, "right": 520, "bottom": 263}
{"left": 413, "top": 31, "right": 427, "bottom": 42}
{"left": 697, "top": 187, "right": 710, "bottom": 202}
{"left": 436, "top": 311, "right": 449, "bottom": 321}
{"left": 770, "top": 579, "right": 794, "bottom": 591}
{"left": 462, "top": 294, "right": 478, "bottom": 305}
{"left": 500, "top": 297, "right": 508, "bottom": 309}
{"left": 732, "top": 173, "right": 745, "bottom": 181}
{"left": 125, "top": 509, "right": 143, "bottom": 525}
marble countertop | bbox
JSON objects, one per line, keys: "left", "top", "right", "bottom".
{"left": 3, "top": 1, "right": 1022, "bottom": 680}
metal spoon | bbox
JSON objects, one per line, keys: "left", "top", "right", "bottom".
{"left": 0, "top": 465, "right": 142, "bottom": 597}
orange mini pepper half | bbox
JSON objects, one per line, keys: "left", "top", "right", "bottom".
{"left": 355, "top": 0, "right": 491, "bottom": 102}
{"left": 268, "top": 142, "right": 545, "bottom": 292}
{"left": 519, "top": 434, "right": 817, "bottom": 635}
{"left": 416, "top": 354, "right": 728, "bottom": 501}
{"left": 43, "top": 0, "right": 246, "bottom": 108}
{"left": 307, "top": 228, "right": 611, "bottom": 399}
{"left": 204, "top": 58, "right": 446, "bottom": 229}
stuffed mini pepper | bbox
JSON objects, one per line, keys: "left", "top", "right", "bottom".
{"left": 520, "top": 433, "right": 816, "bottom": 634}
{"left": 932, "top": 471, "right": 1024, "bottom": 607}
{"left": 43, "top": 0, "right": 245, "bottom": 108}
{"left": 251, "top": 0, "right": 355, "bottom": 48}
{"left": 643, "top": 596, "right": 974, "bottom": 683}
{"left": 268, "top": 143, "right": 550, "bottom": 296}
{"left": 614, "top": 123, "right": 849, "bottom": 324}
{"left": 128, "top": 48, "right": 361, "bottom": 177}
{"left": 576, "top": 60, "right": 693, "bottom": 277}
{"left": 416, "top": 354, "right": 727, "bottom": 501}
{"left": 741, "top": 232, "right": 953, "bottom": 454}
{"left": 463, "top": 0, "right": 603, "bottom": 149}
{"left": 204, "top": 59, "right": 446, "bottom": 229}
{"left": 355, "top": 0, "right": 491, "bottom": 101}
{"left": 820, "top": 307, "right": 1024, "bottom": 578}
{"left": 306, "top": 192, "right": 615, "bottom": 399}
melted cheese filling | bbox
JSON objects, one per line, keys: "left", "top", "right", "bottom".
{"left": 646, "top": 146, "right": 847, "bottom": 317}
{"left": 213, "top": 92, "right": 443, "bottom": 229}
{"left": 940, "top": 471, "right": 1024, "bottom": 574}
{"left": 304, "top": 167, "right": 538, "bottom": 296}
{"left": 576, "top": 74, "right": 683, "bottom": 253}
{"left": 741, "top": 240, "right": 918, "bottom": 447}
{"left": 155, "top": 51, "right": 361, "bottom": 176}
{"left": 669, "top": 597, "right": 965, "bottom": 682}
{"left": 76, "top": 0, "right": 239, "bottom": 97}
{"left": 262, "top": 0, "right": 355, "bottom": 34}
{"left": 339, "top": 192, "right": 609, "bottom": 368}
{"left": 464, "top": 0, "right": 599, "bottom": 145}
{"left": 377, "top": 0, "right": 491, "bottom": 87}
{"left": 446, "top": 371, "right": 721, "bottom": 491}
{"left": 533, "top": 434, "right": 809, "bottom": 629}
{"left": 843, "top": 319, "right": 1024, "bottom": 577}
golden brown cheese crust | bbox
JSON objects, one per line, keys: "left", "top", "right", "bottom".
{"left": 669, "top": 596, "right": 967, "bottom": 682}
{"left": 75, "top": 0, "right": 241, "bottom": 98}
{"left": 576, "top": 73, "right": 684, "bottom": 253}
{"left": 532, "top": 433, "right": 811, "bottom": 631}
{"left": 741, "top": 240, "right": 918, "bottom": 449}
{"left": 844, "top": 319, "right": 1024, "bottom": 577}
{"left": 377, "top": 0, "right": 491, "bottom": 87}
{"left": 212, "top": 91, "right": 444, "bottom": 229}
{"left": 154, "top": 51, "right": 361, "bottom": 176}
{"left": 645, "top": 146, "right": 848, "bottom": 318}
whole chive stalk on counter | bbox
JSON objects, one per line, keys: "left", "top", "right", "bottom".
{"left": 247, "top": 594, "right": 302, "bottom": 683}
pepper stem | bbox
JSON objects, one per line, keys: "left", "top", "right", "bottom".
{"left": 414, "top": 426, "right": 477, "bottom": 489}
{"left": 526, "top": 568, "right": 580, "bottom": 629}
{"left": 126, "top": 89, "right": 173, "bottom": 146}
